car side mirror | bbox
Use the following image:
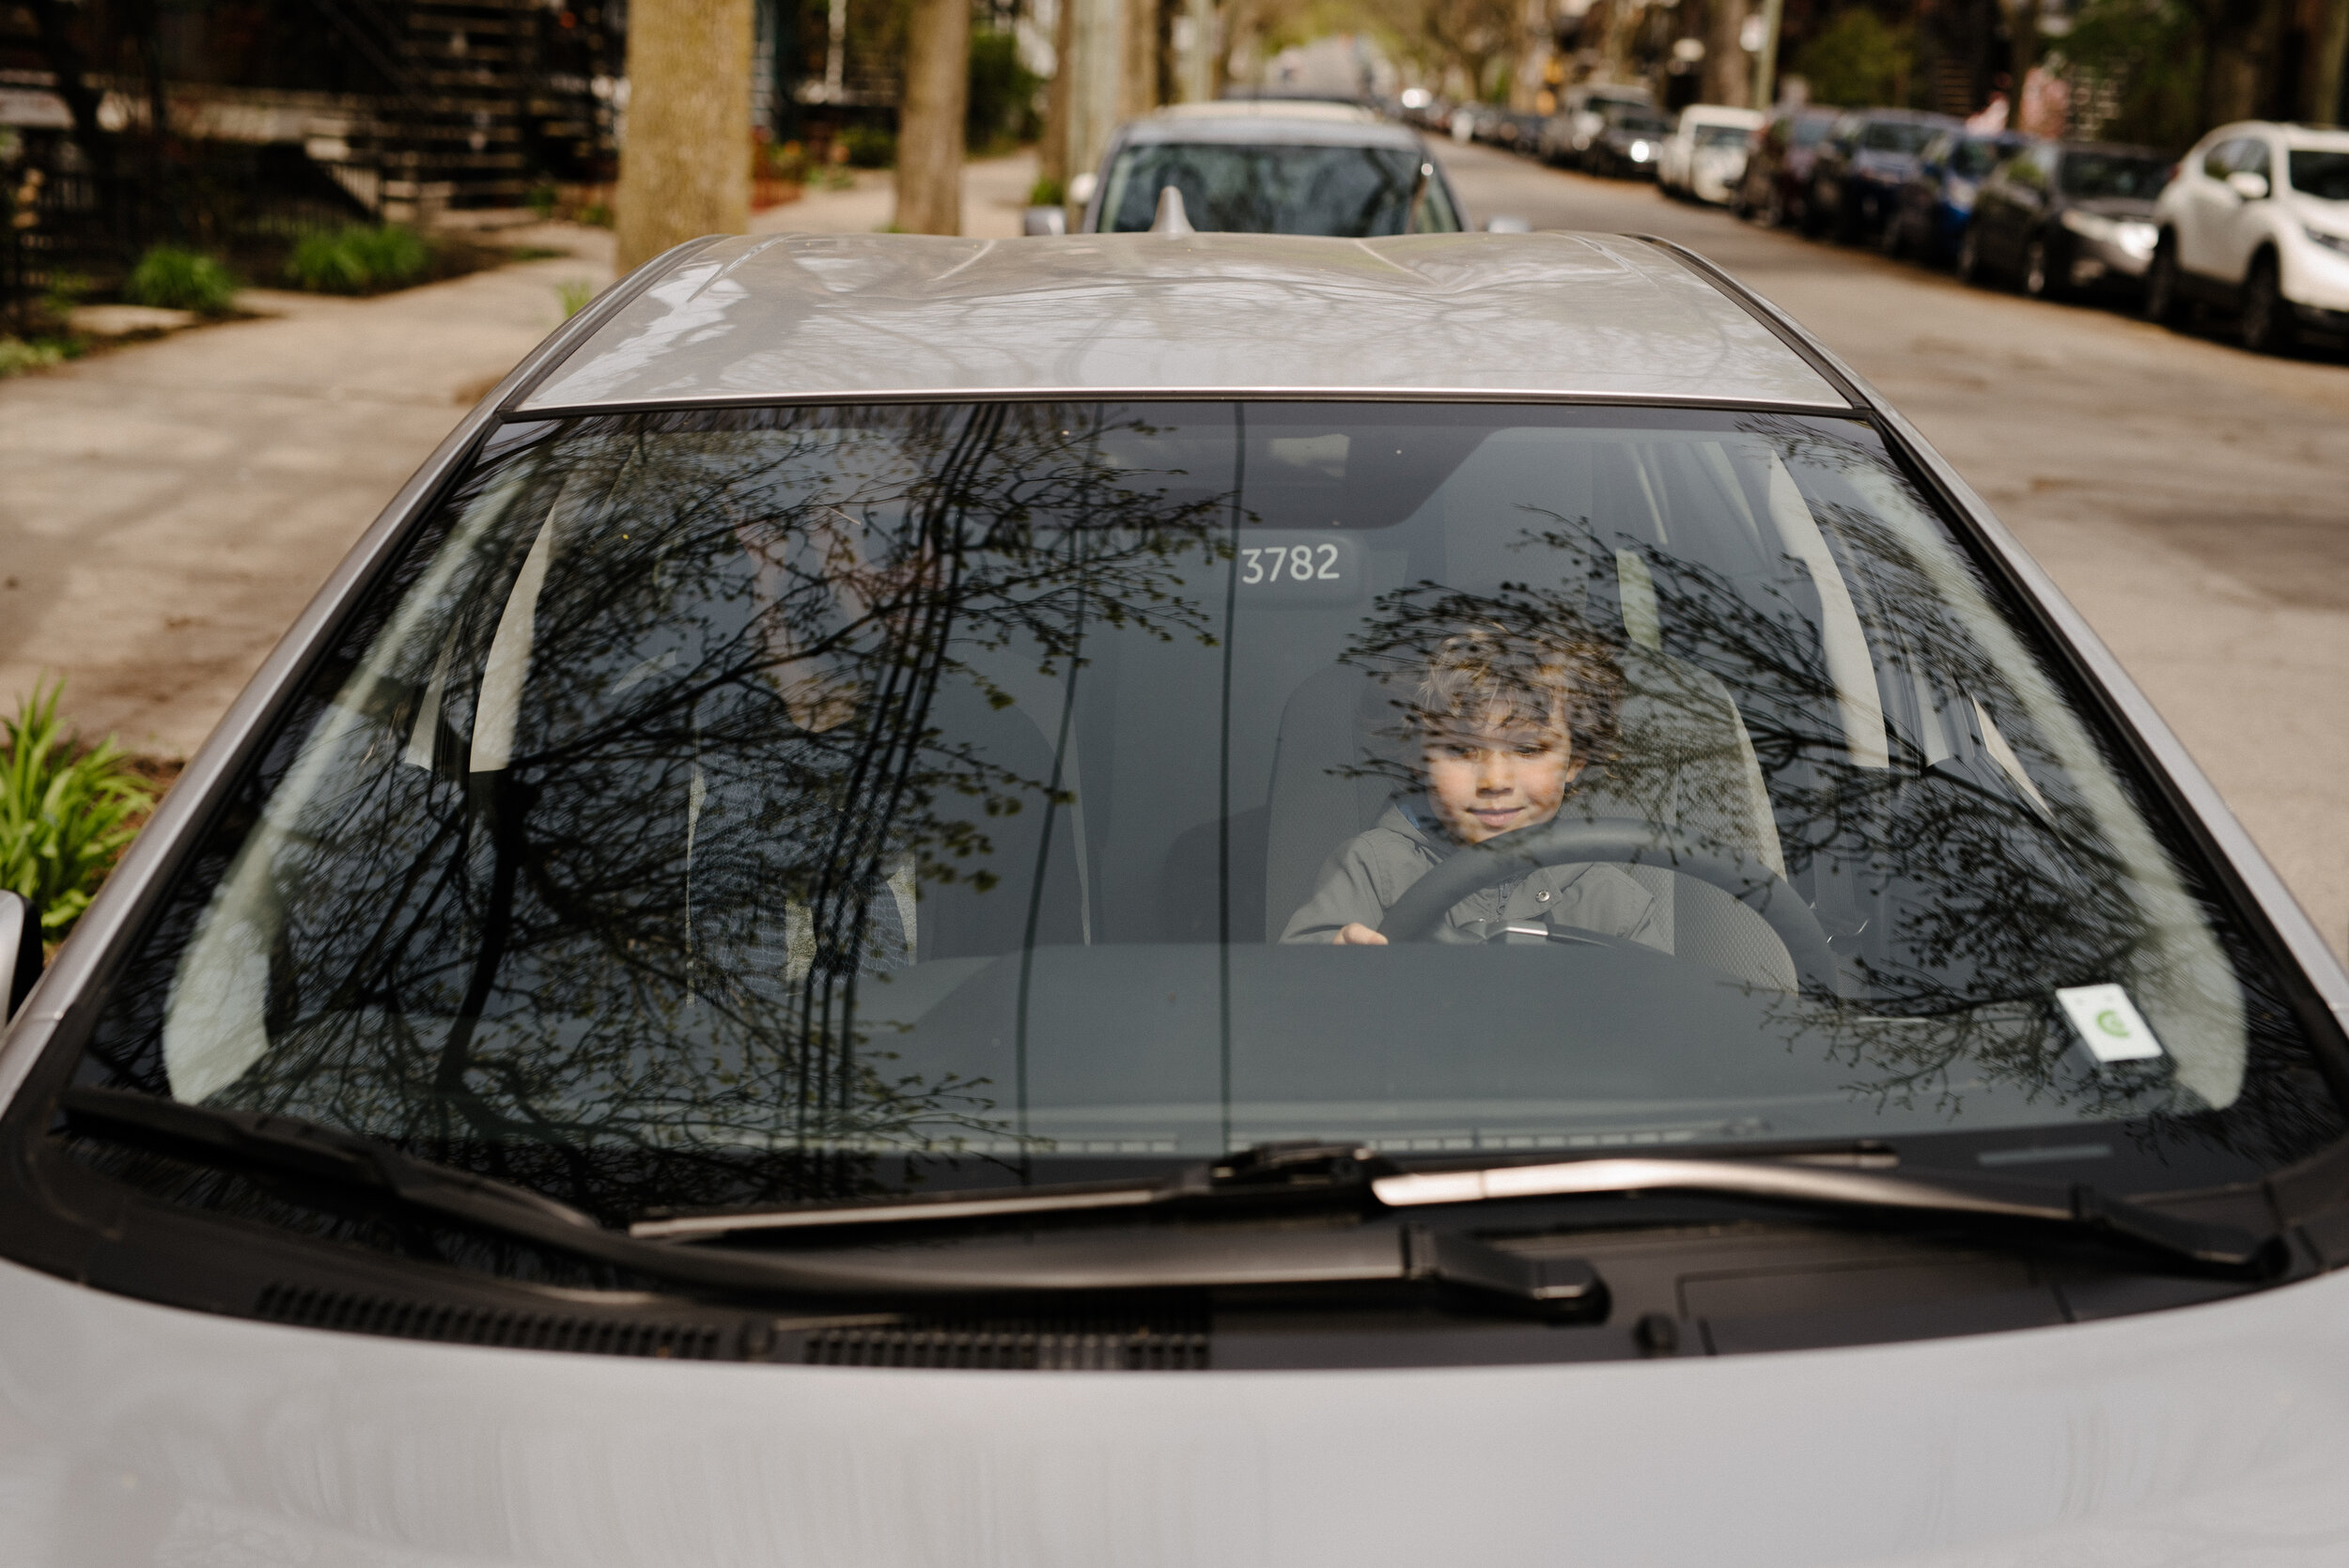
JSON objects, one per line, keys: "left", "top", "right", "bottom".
{"left": 1, "top": 892, "right": 40, "bottom": 1024}
{"left": 1485, "top": 215, "right": 1531, "bottom": 233}
{"left": 1021, "top": 206, "right": 1066, "bottom": 237}
{"left": 1067, "top": 171, "right": 1098, "bottom": 207}
{"left": 2227, "top": 170, "right": 2269, "bottom": 201}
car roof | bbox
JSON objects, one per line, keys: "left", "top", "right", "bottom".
{"left": 2204, "top": 120, "right": 2349, "bottom": 148}
{"left": 519, "top": 232, "right": 1847, "bottom": 413}
{"left": 1680, "top": 105, "right": 1763, "bottom": 126}
{"left": 1117, "top": 104, "right": 1418, "bottom": 148}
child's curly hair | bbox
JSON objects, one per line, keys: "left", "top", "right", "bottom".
{"left": 1411, "top": 622, "right": 1625, "bottom": 768}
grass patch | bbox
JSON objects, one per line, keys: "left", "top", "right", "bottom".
{"left": 0, "top": 337, "right": 68, "bottom": 378}
{"left": 286, "top": 224, "right": 434, "bottom": 294}
{"left": 123, "top": 246, "right": 240, "bottom": 314}
{"left": 556, "top": 279, "right": 597, "bottom": 318}
{"left": 1, "top": 679, "right": 158, "bottom": 940}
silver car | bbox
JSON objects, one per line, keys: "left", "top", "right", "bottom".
{"left": 1074, "top": 101, "right": 1463, "bottom": 235}
{"left": 3, "top": 230, "right": 2346, "bottom": 1565}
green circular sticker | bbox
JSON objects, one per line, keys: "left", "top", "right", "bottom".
{"left": 2095, "top": 1009, "right": 2129, "bottom": 1038}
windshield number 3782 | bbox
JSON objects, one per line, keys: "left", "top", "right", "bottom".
{"left": 1241, "top": 544, "right": 1344, "bottom": 584}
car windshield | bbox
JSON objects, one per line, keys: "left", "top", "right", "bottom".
{"left": 1859, "top": 122, "right": 1937, "bottom": 154}
{"left": 1949, "top": 138, "right": 2010, "bottom": 179}
{"left": 2288, "top": 150, "right": 2349, "bottom": 200}
{"left": 1098, "top": 142, "right": 1456, "bottom": 235}
{"left": 2061, "top": 151, "right": 2169, "bottom": 199}
{"left": 79, "top": 403, "right": 2327, "bottom": 1222}
{"left": 1609, "top": 109, "right": 1672, "bottom": 134}
{"left": 1694, "top": 124, "right": 1752, "bottom": 149}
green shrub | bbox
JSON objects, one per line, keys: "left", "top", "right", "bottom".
{"left": 1, "top": 679, "right": 156, "bottom": 939}
{"left": 840, "top": 124, "right": 896, "bottom": 167}
{"left": 1794, "top": 9, "right": 1917, "bottom": 108}
{"left": 968, "top": 28, "right": 1043, "bottom": 152}
{"left": 122, "top": 246, "right": 239, "bottom": 314}
{"left": 286, "top": 224, "right": 434, "bottom": 294}
{"left": 0, "top": 337, "right": 65, "bottom": 378}
{"left": 1028, "top": 175, "right": 1066, "bottom": 207}
{"left": 556, "top": 278, "right": 596, "bottom": 318}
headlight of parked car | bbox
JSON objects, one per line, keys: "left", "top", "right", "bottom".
{"left": 2061, "top": 210, "right": 2157, "bottom": 258}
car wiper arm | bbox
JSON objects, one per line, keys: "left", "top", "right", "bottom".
{"left": 54, "top": 1094, "right": 1592, "bottom": 1310}
{"left": 1372, "top": 1157, "right": 2277, "bottom": 1273}
{"left": 637, "top": 1139, "right": 2275, "bottom": 1275}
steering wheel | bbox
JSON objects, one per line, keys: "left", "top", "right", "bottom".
{"left": 1375, "top": 815, "right": 1843, "bottom": 997}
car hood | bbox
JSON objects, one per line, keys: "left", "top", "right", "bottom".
{"left": 8, "top": 1256, "right": 2349, "bottom": 1565}
{"left": 2069, "top": 195, "right": 2159, "bottom": 219}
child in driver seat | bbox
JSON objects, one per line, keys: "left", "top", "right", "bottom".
{"left": 1279, "top": 622, "right": 1668, "bottom": 951}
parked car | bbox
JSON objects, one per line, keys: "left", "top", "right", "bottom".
{"left": 2149, "top": 118, "right": 2349, "bottom": 352}
{"left": 1076, "top": 101, "right": 1464, "bottom": 236}
{"left": 1959, "top": 139, "right": 2170, "bottom": 300}
{"left": 6, "top": 224, "right": 2348, "bottom": 1563}
{"left": 1882, "top": 128, "right": 2036, "bottom": 265}
{"left": 1804, "top": 108, "right": 1962, "bottom": 242}
{"left": 1478, "top": 108, "right": 1547, "bottom": 154}
{"left": 1583, "top": 101, "right": 1677, "bottom": 179}
{"left": 1732, "top": 104, "right": 1839, "bottom": 226}
{"left": 1536, "top": 81, "right": 1653, "bottom": 166}
{"left": 1657, "top": 104, "right": 1764, "bottom": 204}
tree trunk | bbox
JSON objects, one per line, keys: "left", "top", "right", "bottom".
{"left": 2303, "top": 0, "right": 2349, "bottom": 122}
{"left": 1703, "top": 0, "right": 1750, "bottom": 104}
{"left": 1123, "top": 0, "right": 1161, "bottom": 115}
{"left": 614, "top": 0, "right": 754, "bottom": 274}
{"left": 2201, "top": 0, "right": 2285, "bottom": 125}
{"left": 895, "top": 0, "right": 971, "bottom": 235}
{"left": 1040, "top": 0, "right": 1075, "bottom": 189}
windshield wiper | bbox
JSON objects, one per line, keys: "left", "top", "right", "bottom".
{"left": 1371, "top": 1157, "right": 2277, "bottom": 1273}
{"left": 54, "top": 1093, "right": 1595, "bottom": 1312}
{"left": 637, "top": 1139, "right": 2278, "bottom": 1276}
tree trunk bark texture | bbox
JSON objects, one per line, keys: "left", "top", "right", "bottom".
{"left": 2301, "top": 0, "right": 2349, "bottom": 122}
{"left": 1703, "top": 0, "right": 1750, "bottom": 105}
{"left": 895, "top": 0, "right": 971, "bottom": 235}
{"left": 614, "top": 0, "right": 754, "bottom": 274}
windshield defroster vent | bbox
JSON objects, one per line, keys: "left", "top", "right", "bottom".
{"left": 255, "top": 1283, "right": 731, "bottom": 1359}
{"left": 800, "top": 1319, "right": 1210, "bottom": 1371}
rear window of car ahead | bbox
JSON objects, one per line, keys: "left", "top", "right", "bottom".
{"left": 1099, "top": 142, "right": 1458, "bottom": 236}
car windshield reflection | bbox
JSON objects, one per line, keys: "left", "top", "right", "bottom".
{"left": 79, "top": 403, "right": 2326, "bottom": 1222}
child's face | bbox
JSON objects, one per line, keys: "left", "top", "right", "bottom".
{"left": 1422, "top": 703, "right": 1582, "bottom": 846}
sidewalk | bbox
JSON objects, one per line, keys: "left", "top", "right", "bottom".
{"left": 0, "top": 153, "right": 1035, "bottom": 759}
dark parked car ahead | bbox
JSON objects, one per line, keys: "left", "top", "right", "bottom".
{"left": 1805, "top": 108, "right": 1961, "bottom": 242}
{"left": 1883, "top": 129, "right": 2037, "bottom": 265}
{"left": 1961, "top": 139, "right": 2170, "bottom": 300}
{"left": 1585, "top": 102, "right": 1676, "bottom": 179}
{"left": 1733, "top": 106, "right": 1839, "bottom": 226}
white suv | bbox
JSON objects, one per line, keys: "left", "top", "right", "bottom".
{"left": 2149, "top": 119, "right": 2349, "bottom": 352}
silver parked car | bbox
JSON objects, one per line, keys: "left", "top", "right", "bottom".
{"left": 3, "top": 230, "right": 2347, "bottom": 1565}
{"left": 1072, "top": 101, "right": 1463, "bottom": 236}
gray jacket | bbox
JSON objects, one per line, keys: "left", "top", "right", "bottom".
{"left": 1279, "top": 797, "right": 1672, "bottom": 951}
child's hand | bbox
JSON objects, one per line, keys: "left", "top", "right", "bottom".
{"left": 1333, "top": 923, "right": 1389, "bottom": 946}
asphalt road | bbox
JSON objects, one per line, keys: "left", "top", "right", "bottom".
{"left": 1431, "top": 138, "right": 2349, "bottom": 960}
